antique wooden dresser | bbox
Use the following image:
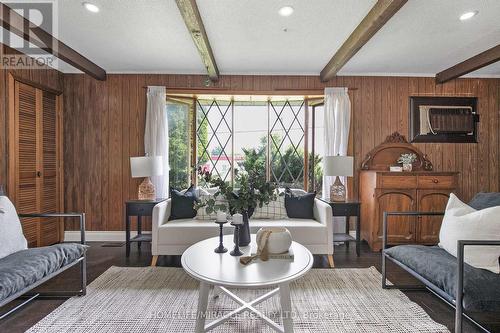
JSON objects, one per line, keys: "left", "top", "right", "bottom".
{"left": 359, "top": 132, "right": 459, "bottom": 252}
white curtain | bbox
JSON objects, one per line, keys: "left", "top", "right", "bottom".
{"left": 145, "top": 86, "right": 169, "bottom": 198}
{"left": 323, "top": 87, "right": 351, "bottom": 232}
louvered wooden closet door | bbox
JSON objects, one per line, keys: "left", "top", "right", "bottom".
{"left": 40, "top": 91, "right": 61, "bottom": 246}
{"left": 15, "top": 82, "right": 40, "bottom": 247}
{"left": 11, "top": 81, "right": 63, "bottom": 247}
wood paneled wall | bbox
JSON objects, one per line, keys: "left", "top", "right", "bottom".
{"left": 61, "top": 74, "right": 499, "bottom": 231}
{"left": 0, "top": 45, "right": 64, "bottom": 189}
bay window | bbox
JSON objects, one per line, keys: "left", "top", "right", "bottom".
{"left": 166, "top": 95, "right": 324, "bottom": 194}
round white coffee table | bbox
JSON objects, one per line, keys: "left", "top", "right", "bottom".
{"left": 181, "top": 234, "right": 313, "bottom": 333}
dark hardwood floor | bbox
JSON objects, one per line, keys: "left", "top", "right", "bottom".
{"left": 1, "top": 242, "right": 498, "bottom": 333}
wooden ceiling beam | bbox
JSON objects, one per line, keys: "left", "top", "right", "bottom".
{"left": 320, "top": 0, "right": 407, "bottom": 82}
{"left": 0, "top": 3, "right": 106, "bottom": 81}
{"left": 435, "top": 44, "right": 500, "bottom": 84}
{"left": 175, "top": 0, "right": 219, "bottom": 81}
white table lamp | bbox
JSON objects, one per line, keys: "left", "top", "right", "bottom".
{"left": 324, "top": 155, "right": 354, "bottom": 202}
{"left": 130, "top": 156, "right": 163, "bottom": 200}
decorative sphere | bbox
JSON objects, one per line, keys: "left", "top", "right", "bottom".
{"left": 256, "top": 227, "right": 292, "bottom": 254}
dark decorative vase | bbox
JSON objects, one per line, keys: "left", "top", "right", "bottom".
{"left": 234, "top": 210, "right": 251, "bottom": 247}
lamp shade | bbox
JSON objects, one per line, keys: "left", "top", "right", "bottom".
{"left": 323, "top": 156, "right": 354, "bottom": 177}
{"left": 130, "top": 156, "right": 163, "bottom": 178}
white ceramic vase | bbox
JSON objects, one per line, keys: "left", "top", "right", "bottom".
{"left": 256, "top": 227, "right": 292, "bottom": 254}
{"left": 403, "top": 163, "right": 413, "bottom": 172}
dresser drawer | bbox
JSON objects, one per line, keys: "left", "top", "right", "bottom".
{"left": 418, "top": 175, "right": 456, "bottom": 189}
{"left": 379, "top": 175, "right": 417, "bottom": 189}
{"left": 331, "top": 203, "right": 360, "bottom": 216}
{"left": 126, "top": 202, "right": 157, "bottom": 216}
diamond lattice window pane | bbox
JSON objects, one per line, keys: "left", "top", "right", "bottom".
{"left": 269, "top": 100, "right": 305, "bottom": 189}
{"left": 196, "top": 99, "right": 233, "bottom": 185}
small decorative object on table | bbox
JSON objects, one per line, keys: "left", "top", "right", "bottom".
{"left": 214, "top": 211, "right": 228, "bottom": 254}
{"left": 130, "top": 156, "right": 163, "bottom": 200}
{"left": 390, "top": 165, "right": 403, "bottom": 172}
{"left": 323, "top": 155, "right": 354, "bottom": 202}
{"left": 230, "top": 217, "right": 244, "bottom": 256}
{"left": 397, "top": 153, "right": 417, "bottom": 172}
{"left": 257, "top": 227, "right": 292, "bottom": 254}
{"left": 240, "top": 227, "right": 294, "bottom": 265}
{"left": 240, "top": 229, "right": 272, "bottom": 265}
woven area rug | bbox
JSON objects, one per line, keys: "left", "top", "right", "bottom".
{"left": 27, "top": 266, "right": 449, "bottom": 333}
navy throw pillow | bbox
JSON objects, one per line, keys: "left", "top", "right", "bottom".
{"left": 468, "top": 192, "right": 500, "bottom": 210}
{"left": 284, "top": 189, "right": 316, "bottom": 219}
{"left": 169, "top": 185, "right": 199, "bottom": 220}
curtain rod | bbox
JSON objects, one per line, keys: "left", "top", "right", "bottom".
{"left": 142, "top": 86, "right": 229, "bottom": 90}
{"left": 142, "top": 86, "right": 358, "bottom": 91}
{"left": 274, "top": 87, "right": 358, "bottom": 91}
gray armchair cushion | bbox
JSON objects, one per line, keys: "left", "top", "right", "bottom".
{"left": 468, "top": 192, "right": 500, "bottom": 210}
{"left": 0, "top": 243, "right": 86, "bottom": 302}
{"left": 385, "top": 245, "right": 500, "bottom": 312}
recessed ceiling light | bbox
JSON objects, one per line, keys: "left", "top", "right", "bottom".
{"left": 279, "top": 6, "right": 294, "bottom": 17}
{"left": 459, "top": 10, "right": 478, "bottom": 21}
{"left": 82, "top": 2, "right": 99, "bottom": 13}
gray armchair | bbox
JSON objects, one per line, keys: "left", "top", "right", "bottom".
{"left": 380, "top": 192, "right": 500, "bottom": 333}
{"left": 0, "top": 187, "right": 87, "bottom": 320}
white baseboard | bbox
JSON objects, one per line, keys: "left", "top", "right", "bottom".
{"left": 64, "top": 231, "right": 151, "bottom": 242}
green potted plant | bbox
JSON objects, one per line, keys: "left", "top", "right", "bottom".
{"left": 397, "top": 153, "right": 417, "bottom": 172}
{"left": 195, "top": 167, "right": 278, "bottom": 246}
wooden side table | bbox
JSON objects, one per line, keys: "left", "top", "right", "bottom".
{"left": 125, "top": 199, "right": 166, "bottom": 257}
{"left": 319, "top": 199, "right": 361, "bottom": 256}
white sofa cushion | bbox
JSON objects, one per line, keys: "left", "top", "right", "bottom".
{"left": 157, "top": 218, "right": 327, "bottom": 247}
{"left": 0, "top": 196, "right": 28, "bottom": 259}
{"left": 251, "top": 219, "right": 327, "bottom": 245}
{"left": 439, "top": 193, "right": 500, "bottom": 273}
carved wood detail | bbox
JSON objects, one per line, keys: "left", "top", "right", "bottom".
{"left": 384, "top": 132, "right": 408, "bottom": 143}
{"left": 360, "top": 132, "right": 433, "bottom": 171}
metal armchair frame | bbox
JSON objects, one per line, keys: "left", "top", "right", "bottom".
{"left": 381, "top": 211, "right": 500, "bottom": 333}
{"left": 0, "top": 213, "right": 86, "bottom": 320}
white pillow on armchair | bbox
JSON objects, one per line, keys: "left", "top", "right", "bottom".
{"left": 439, "top": 193, "right": 500, "bottom": 273}
{"left": 0, "top": 196, "right": 28, "bottom": 259}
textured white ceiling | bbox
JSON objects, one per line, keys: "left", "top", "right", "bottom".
{"left": 5, "top": 0, "right": 500, "bottom": 76}
{"left": 57, "top": 0, "right": 205, "bottom": 73}
{"left": 196, "top": 0, "right": 376, "bottom": 74}
{"left": 470, "top": 61, "right": 500, "bottom": 76}
{"left": 339, "top": 0, "right": 500, "bottom": 76}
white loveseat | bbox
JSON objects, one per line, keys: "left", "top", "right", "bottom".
{"left": 151, "top": 198, "right": 334, "bottom": 266}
